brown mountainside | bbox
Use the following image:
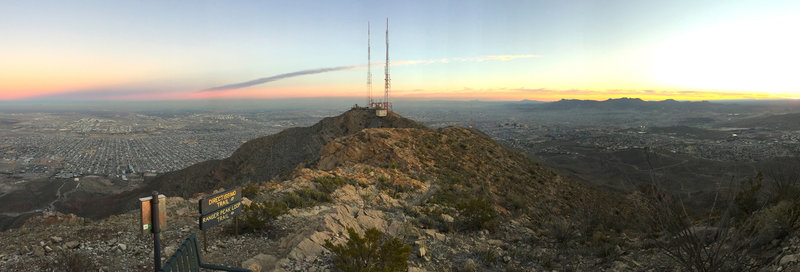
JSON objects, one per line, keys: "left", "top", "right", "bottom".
{"left": 60, "top": 108, "right": 427, "bottom": 218}
{"left": 155, "top": 108, "right": 427, "bottom": 196}
{"left": 315, "top": 126, "right": 615, "bottom": 218}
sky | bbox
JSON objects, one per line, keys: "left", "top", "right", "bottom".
{"left": 0, "top": 0, "right": 798, "bottom": 102}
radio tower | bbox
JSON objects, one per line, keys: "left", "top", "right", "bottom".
{"left": 367, "top": 18, "right": 392, "bottom": 116}
{"left": 383, "top": 17, "right": 392, "bottom": 112}
{"left": 366, "top": 21, "right": 373, "bottom": 106}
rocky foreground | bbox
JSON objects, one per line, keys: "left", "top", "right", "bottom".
{"left": 4, "top": 163, "right": 800, "bottom": 271}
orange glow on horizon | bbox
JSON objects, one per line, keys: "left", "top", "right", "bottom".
{"left": 390, "top": 88, "right": 784, "bottom": 102}
{"left": 0, "top": 82, "right": 789, "bottom": 102}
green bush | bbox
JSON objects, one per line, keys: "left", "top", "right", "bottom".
{"left": 281, "top": 189, "right": 331, "bottom": 209}
{"left": 282, "top": 192, "right": 305, "bottom": 209}
{"left": 378, "top": 175, "right": 389, "bottom": 183}
{"left": 324, "top": 227, "right": 411, "bottom": 272}
{"left": 242, "top": 183, "right": 260, "bottom": 199}
{"left": 456, "top": 196, "right": 496, "bottom": 232}
{"left": 243, "top": 200, "right": 288, "bottom": 232}
{"left": 751, "top": 199, "right": 800, "bottom": 245}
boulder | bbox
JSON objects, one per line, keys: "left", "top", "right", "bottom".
{"left": 242, "top": 197, "right": 253, "bottom": 207}
{"left": 64, "top": 241, "right": 81, "bottom": 248}
{"left": 780, "top": 254, "right": 799, "bottom": 265}
{"left": 331, "top": 185, "right": 364, "bottom": 206}
{"left": 440, "top": 214, "right": 455, "bottom": 223}
{"left": 242, "top": 253, "right": 277, "bottom": 272}
{"left": 356, "top": 209, "right": 387, "bottom": 231}
{"left": 423, "top": 229, "right": 446, "bottom": 241}
{"left": 289, "top": 238, "right": 326, "bottom": 261}
{"left": 322, "top": 206, "right": 362, "bottom": 236}
{"left": 33, "top": 246, "right": 45, "bottom": 257}
{"left": 164, "top": 245, "right": 177, "bottom": 257}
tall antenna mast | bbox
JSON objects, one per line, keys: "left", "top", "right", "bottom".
{"left": 383, "top": 18, "right": 390, "bottom": 111}
{"left": 367, "top": 21, "right": 372, "bottom": 106}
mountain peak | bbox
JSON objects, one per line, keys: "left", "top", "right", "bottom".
{"left": 61, "top": 108, "right": 427, "bottom": 218}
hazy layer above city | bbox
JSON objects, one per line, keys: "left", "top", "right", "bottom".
{"left": 1, "top": 98, "right": 799, "bottom": 229}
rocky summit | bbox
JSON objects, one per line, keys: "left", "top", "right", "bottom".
{"left": 2, "top": 108, "right": 800, "bottom": 271}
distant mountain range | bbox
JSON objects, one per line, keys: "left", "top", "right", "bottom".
{"left": 522, "top": 98, "right": 730, "bottom": 112}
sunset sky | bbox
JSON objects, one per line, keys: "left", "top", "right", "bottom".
{"left": 1, "top": 0, "right": 798, "bottom": 101}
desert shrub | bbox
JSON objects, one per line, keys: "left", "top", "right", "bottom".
{"left": 762, "top": 158, "right": 800, "bottom": 204}
{"left": 545, "top": 215, "right": 574, "bottom": 244}
{"left": 377, "top": 175, "right": 389, "bottom": 184}
{"left": 295, "top": 188, "right": 331, "bottom": 205}
{"left": 587, "top": 231, "right": 620, "bottom": 259}
{"left": 275, "top": 188, "right": 332, "bottom": 210}
{"left": 243, "top": 200, "right": 288, "bottom": 232}
{"left": 377, "top": 178, "right": 413, "bottom": 198}
{"left": 324, "top": 227, "right": 412, "bottom": 272}
{"left": 315, "top": 176, "right": 354, "bottom": 194}
{"left": 641, "top": 185, "right": 752, "bottom": 272}
{"left": 734, "top": 172, "right": 763, "bottom": 217}
{"left": 749, "top": 199, "right": 800, "bottom": 247}
{"left": 414, "top": 206, "right": 454, "bottom": 233}
{"left": 474, "top": 248, "right": 499, "bottom": 266}
{"left": 428, "top": 184, "right": 470, "bottom": 206}
{"left": 456, "top": 196, "right": 496, "bottom": 232}
{"left": 282, "top": 192, "right": 305, "bottom": 209}
{"left": 242, "top": 183, "right": 260, "bottom": 199}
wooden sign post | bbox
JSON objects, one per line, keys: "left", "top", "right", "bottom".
{"left": 139, "top": 191, "right": 166, "bottom": 272}
{"left": 140, "top": 194, "right": 166, "bottom": 235}
{"left": 198, "top": 187, "right": 243, "bottom": 251}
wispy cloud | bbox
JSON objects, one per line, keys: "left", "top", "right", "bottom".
{"left": 201, "top": 65, "right": 359, "bottom": 92}
{"left": 200, "top": 54, "right": 539, "bottom": 93}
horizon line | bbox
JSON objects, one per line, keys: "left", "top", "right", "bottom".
{"left": 1, "top": 96, "right": 798, "bottom": 103}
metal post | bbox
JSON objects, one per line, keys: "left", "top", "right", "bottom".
{"left": 152, "top": 191, "right": 161, "bottom": 272}
{"left": 203, "top": 231, "right": 208, "bottom": 252}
